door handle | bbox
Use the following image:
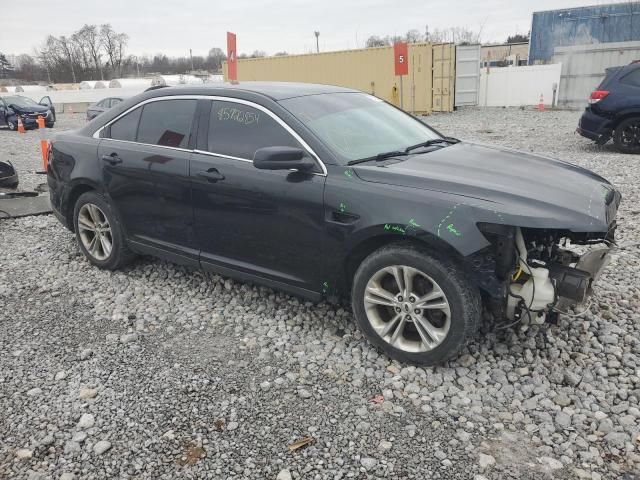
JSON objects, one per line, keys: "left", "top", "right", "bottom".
{"left": 330, "top": 210, "right": 360, "bottom": 225}
{"left": 197, "top": 168, "right": 225, "bottom": 182}
{"left": 101, "top": 153, "right": 123, "bottom": 165}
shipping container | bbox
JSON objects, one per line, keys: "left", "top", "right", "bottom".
{"left": 223, "top": 43, "right": 456, "bottom": 114}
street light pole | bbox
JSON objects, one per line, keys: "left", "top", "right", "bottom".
{"left": 314, "top": 31, "right": 320, "bottom": 53}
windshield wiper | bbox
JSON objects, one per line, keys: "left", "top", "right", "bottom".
{"left": 405, "top": 137, "right": 459, "bottom": 153}
{"left": 347, "top": 150, "right": 408, "bottom": 166}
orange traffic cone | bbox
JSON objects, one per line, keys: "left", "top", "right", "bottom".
{"left": 17, "top": 116, "right": 25, "bottom": 133}
{"left": 537, "top": 94, "right": 545, "bottom": 112}
{"left": 37, "top": 116, "right": 49, "bottom": 171}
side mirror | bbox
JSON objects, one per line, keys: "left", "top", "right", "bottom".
{"left": 253, "top": 146, "right": 315, "bottom": 172}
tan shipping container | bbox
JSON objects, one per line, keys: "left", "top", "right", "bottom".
{"left": 223, "top": 43, "right": 456, "bottom": 114}
{"left": 432, "top": 43, "right": 455, "bottom": 112}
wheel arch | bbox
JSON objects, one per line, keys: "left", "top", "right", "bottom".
{"left": 341, "top": 232, "right": 463, "bottom": 296}
{"left": 613, "top": 110, "right": 640, "bottom": 129}
{"left": 64, "top": 182, "right": 99, "bottom": 231}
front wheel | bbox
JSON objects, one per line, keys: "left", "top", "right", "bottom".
{"left": 351, "top": 244, "right": 481, "bottom": 365}
{"left": 73, "top": 191, "right": 136, "bottom": 270}
{"left": 613, "top": 117, "right": 640, "bottom": 154}
{"left": 7, "top": 118, "right": 17, "bottom": 131}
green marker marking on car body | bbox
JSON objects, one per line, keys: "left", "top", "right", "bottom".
{"left": 447, "top": 224, "right": 462, "bottom": 236}
{"left": 344, "top": 169, "right": 354, "bottom": 179}
{"left": 384, "top": 223, "right": 406, "bottom": 234}
{"left": 408, "top": 218, "right": 421, "bottom": 228}
{"left": 339, "top": 202, "right": 347, "bottom": 213}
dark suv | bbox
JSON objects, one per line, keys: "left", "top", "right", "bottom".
{"left": 577, "top": 61, "right": 640, "bottom": 153}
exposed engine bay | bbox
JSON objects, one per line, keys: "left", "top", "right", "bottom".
{"left": 471, "top": 223, "right": 615, "bottom": 327}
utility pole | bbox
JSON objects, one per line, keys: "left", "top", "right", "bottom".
{"left": 314, "top": 31, "right": 320, "bottom": 53}
{"left": 190, "top": 49, "right": 194, "bottom": 71}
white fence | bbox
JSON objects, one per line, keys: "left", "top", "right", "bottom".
{"left": 553, "top": 41, "right": 640, "bottom": 108}
{"left": 479, "top": 64, "right": 562, "bottom": 107}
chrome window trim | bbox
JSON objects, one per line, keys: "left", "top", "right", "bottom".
{"left": 100, "top": 137, "right": 193, "bottom": 154}
{"left": 92, "top": 94, "right": 328, "bottom": 176}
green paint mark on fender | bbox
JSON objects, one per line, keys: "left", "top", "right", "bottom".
{"left": 447, "top": 224, "right": 462, "bottom": 237}
{"left": 344, "top": 169, "right": 354, "bottom": 179}
{"left": 408, "top": 218, "right": 421, "bottom": 228}
{"left": 384, "top": 224, "right": 406, "bottom": 234}
{"left": 339, "top": 202, "right": 347, "bottom": 213}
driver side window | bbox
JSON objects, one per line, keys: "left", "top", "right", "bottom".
{"left": 207, "top": 100, "right": 301, "bottom": 159}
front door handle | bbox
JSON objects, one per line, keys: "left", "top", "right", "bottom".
{"left": 101, "top": 153, "right": 123, "bottom": 165}
{"left": 197, "top": 168, "right": 225, "bottom": 182}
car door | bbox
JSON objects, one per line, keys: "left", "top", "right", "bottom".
{"left": 98, "top": 98, "right": 199, "bottom": 265}
{"left": 190, "top": 99, "right": 328, "bottom": 294}
{"left": 39, "top": 96, "right": 55, "bottom": 120}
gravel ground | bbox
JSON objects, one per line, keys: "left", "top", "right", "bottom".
{"left": 1, "top": 109, "right": 639, "bottom": 480}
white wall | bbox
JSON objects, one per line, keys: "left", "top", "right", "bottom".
{"left": 478, "top": 64, "right": 562, "bottom": 107}
{"left": 553, "top": 41, "right": 640, "bottom": 107}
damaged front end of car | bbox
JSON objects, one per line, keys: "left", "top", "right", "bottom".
{"left": 468, "top": 216, "right": 618, "bottom": 328}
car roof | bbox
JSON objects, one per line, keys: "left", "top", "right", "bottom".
{"left": 146, "top": 81, "right": 360, "bottom": 101}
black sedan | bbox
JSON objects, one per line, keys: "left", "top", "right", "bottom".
{"left": 86, "top": 97, "right": 124, "bottom": 121}
{"left": 1, "top": 95, "right": 55, "bottom": 130}
{"left": 47, "top": 82, "right": 620, "bottom": 365}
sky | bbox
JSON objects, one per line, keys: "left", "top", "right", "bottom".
{"left": 2, "top": 0, "right": 615, "bottom": 58}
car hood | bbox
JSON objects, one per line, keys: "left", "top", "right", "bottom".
{"left": 353, "top": 142, "right": 620, "bottom": 232}
{"left": 11, "top": 104, "right": 49, "bottom": 114}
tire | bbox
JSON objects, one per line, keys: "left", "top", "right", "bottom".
{"left": 7, "top": 118, "right": 17, "bottom": 131}
{"left": 613, "top": 117, "right": 640, "bottom": 154}
{"left": 351, "top": 243, "right": 481, "bottom": 366}
{"left": 73, "top": 191, "right": 136, "bottom": 270}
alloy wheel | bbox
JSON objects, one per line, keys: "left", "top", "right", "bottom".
{"left": 621, "top": 121, "right": 640, "bottom": 147}
{"left": 77, "top": 203, "right": 113, "bottom": 261}
{"left": 363, "top": 265, "right": 451, "bottom": 353}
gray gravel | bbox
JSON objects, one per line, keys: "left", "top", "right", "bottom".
{"left": 1, "top": 109, "right": 640, "bottom": 479}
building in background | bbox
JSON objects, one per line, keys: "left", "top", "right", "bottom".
{"left": 530, "top": 2, "right": 640, "bottom": 64}
{"left": 480, "top": 42, "right": 529, "bottom": 67}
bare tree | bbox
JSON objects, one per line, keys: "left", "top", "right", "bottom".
{"left": 78, "top": 25, "right": 103, "bottom": 79}
{"left": 57, "top": 35, "right": 77, "bottom": 83}
{"left": 100, "top": 24, "right": 118, "bottom": 76}
{"left": 114, "top": 33, "right": 129, "bottom": 76}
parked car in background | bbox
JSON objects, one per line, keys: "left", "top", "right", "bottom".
{"left": 86, "top": 97, "right": 124, "bottom": 121}
{"left": 48, "top": 82, "right": 620, "bottom": 365}
{"left": 0, "top": 95, "right": 56, "bottom": 130}
{"left": 577, "top": 61, "right": 640, "bottom": 153}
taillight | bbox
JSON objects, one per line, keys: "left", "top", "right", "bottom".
{"left": 589, "top": 90, "right": 609, "bottom": 104}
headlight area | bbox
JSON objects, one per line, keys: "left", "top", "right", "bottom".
{"left": 472, "top": 223, "right": 613, "bottom": 328}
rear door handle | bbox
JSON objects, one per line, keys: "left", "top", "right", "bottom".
{"left": 197, "top": 168, "right": 225, "bottom": 182}
{"left": 101, "top": 153, "right": 123, "bottom": 165}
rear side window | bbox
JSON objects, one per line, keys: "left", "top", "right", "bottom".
{"left": 620, "top": 68, "right": 640, "bottom": 87}
{"left": 207, "top": 100, "right": 301, "bottom": 159}
{"left": 109, "top": 107, "right": 142, "bottom": 142}
{"left": 137, "top": 99, "right": 197, "bottom": 148}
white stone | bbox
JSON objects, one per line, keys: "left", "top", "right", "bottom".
{"left": 93, "top": 440, "right": 112, "bottom": 455}
{"left": 478, "top": 453, "right": 496, "bottom": 469}
{"left": 276, "top": 469, "right": 292, "bottom": 480}
{"left": 77, "top": 413, "right": 95, "bottom": 429}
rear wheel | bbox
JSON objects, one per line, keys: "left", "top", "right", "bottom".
{"left": 613, "top": 117, "right": 640, "bottom": 153}
{"left": 73, "top": 191, "right": 136, "bottom": 270}
{"left": 351, "top": 244, "right": 481, "bottom": 365}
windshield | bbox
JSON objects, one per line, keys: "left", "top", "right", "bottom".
{"left": 280, "top": 92, "right": 440, "bottom": 165}
{"left": 5, "top": 96, "right": 39, "bottom": 108}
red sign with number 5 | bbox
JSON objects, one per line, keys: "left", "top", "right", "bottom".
{"left": 394, "top": 42, "right": 408, "bottom": 76}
